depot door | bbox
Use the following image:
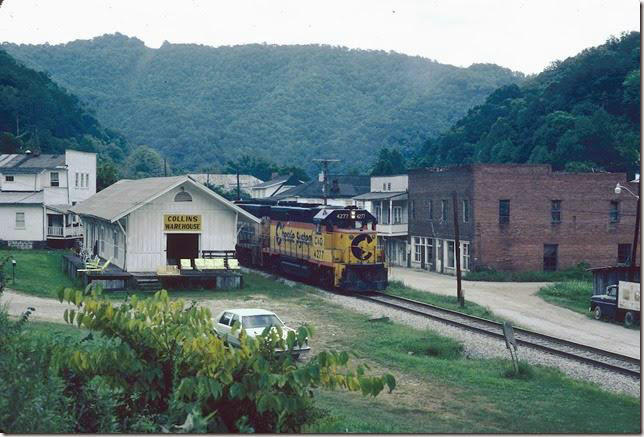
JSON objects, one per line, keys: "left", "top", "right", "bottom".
{"left": 166, "top": 233, "right": 199, "bottom": 265}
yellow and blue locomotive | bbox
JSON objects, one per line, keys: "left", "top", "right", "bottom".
{"left": 235, "top": 200, "right": 388, "bottom": 292}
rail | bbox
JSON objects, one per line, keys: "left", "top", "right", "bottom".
{"left": 356, "top": 292, "right": 641, "bottom": 378}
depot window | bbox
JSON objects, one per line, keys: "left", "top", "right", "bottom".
{"left": 551, "top": 200, "right": 561, "bottom": 224}
{"left": 610, "top": 201, "right": 620, "bottom": 223}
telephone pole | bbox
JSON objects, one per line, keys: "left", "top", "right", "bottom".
{"left": 313, "top": 158, "right": 340, "bottom": 205}
{"left": 452, "top": 191, "right": 464, "bottom": 307}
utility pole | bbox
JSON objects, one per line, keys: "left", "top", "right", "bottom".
{"left": 452, "top": 191, "right": 464, "bottom": 307}
{"left": 236, "top": 170, "right": 241, "bottom": 201}
{"left": 629, "top": 189, "right": 640, "bottom": 282}
{"left": 313, "top": 158, "right": 340, "bottom": 205}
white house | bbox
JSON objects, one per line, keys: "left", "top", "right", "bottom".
{"left": 0, "top": 150, "right": 96, "bottom": 248}
{"left": 70, "top": 175, "right": 260, "bottom": 273}
{"left": 353, "top": 174, "right": 408, "bottom": 267}
{"left": 250, "top": 174, "right": 302, "bottom": 198}
{"left": 188, "top": 173, "right": 263, "bottom": 196}
{"left": 271, "top": 175, "right": 370, "bottom": 207}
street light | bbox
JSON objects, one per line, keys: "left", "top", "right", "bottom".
{"left": 614, "top": 183, "right": 640, "bottom": 199}
{"left": 614, "top": 182, "right": 640, "bottom": 281}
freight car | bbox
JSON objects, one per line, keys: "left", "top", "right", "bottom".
{"left": 235, "top": 200, "right": 388, "bottom": 292}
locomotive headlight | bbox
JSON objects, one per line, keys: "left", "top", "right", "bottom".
{"left": 351, "top": 210, "right": 356, "bottom": 219}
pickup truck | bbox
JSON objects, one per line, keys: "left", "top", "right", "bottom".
{"left": 590, "top": 281, "right": 640, "bottom": 327}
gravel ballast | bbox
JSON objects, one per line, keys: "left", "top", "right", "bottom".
{"left": 312, "top": 288, "right": 640, "bottom": 398}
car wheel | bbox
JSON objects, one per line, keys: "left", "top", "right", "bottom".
{"left": 593, "top": 306, "right": 602, "bottom": 320}
{"left": 624, "top": 311, "right": 635, "bottom": 328}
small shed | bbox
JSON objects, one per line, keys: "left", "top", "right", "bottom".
{"left": 70, "top": 175, "right": 260, "bottom": 274}
{"left": 590, "top": 265, "right": 641, "bottom": 295}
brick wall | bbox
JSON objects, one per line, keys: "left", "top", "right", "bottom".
{"left": 409, "top": 164, "right": 639, "bottom": 272}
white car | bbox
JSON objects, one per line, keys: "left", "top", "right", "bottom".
{"left": 212, "top": 308, "right": 310, "bottom": 357}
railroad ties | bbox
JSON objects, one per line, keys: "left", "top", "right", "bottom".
{"left": 356, "top": 292, "right": 641, "bottom": 378}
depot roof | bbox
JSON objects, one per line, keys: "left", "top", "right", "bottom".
{"left": 70, "top": 175, "right": 260, "bottom": 223}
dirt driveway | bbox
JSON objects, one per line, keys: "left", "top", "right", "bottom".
{"left": 390, "top": 267, "right": 640, "bottom": 358}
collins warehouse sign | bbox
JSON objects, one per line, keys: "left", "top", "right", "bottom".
{"left": 163, "top": 214, "right": 202, "bottom": 231}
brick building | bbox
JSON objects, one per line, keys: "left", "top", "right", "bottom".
{"left": 408, "top": 164, "right": 639, "bottom": 273}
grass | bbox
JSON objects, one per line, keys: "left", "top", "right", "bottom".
{"left": 300, "top": 296, "right": 640, "bottom": 433}
{"left": 464, "top": 263, "right": 592, "bottom": 282}
{"left": 537, "top": 281, "right": 593, "bottom": 315}
{"left": 385, "top": 280, "right": 505, "bottom": 322}
{"left": 0, "top": 249, "right": 79, "bottom": 298}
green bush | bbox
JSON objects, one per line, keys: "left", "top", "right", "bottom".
{"left": 52, "top": 286, "right": 395, "bottom": 432}
{"left": 0, "top": 307, "right": 74, "bottom": 433}
{"left": 537, "top": 281, "right": 593, "bottom": 315}
{"left": 465, "top": 262, "right": 591, "bottom": 282}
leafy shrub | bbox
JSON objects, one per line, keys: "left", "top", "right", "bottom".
{"left": 54, "top": 286, "right": 395, "bottom": 432}
{"left": 0, "top": 307, "right": 74, "bottom": 433}
{"left": 465, "top": 262, "right": 591, "bottom": 282}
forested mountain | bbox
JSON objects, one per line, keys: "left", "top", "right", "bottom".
{"left": 417, "top": 32, "right": 640, "bottom": 174}
{"left": 3, "top": 34, "right": 524, "bottom": 174}
{"left": 0, "top": 49, "right": 129, "bottom": 162}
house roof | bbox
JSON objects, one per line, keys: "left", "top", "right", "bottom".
{"left": 70, "top": 175, "right": 260, "bottom": 223}
{"left": 353, "top": 191, "right": 407, "bottom": 201}
{"left": 0, "top": 153, "right": 66, "bottom": 170}
{"left": 0, "top": 191, "right": 44, "bottom": 205}
{"left": 252, "top": 174, "right": 301, "bottom": 189}
{"left": 187, "top": 173, "right": 263, "bottom": 189}
{"left": 272, "top": 175, "right": 370, "bottom": 200}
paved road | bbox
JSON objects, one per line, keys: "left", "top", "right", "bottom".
{"left": 390, "top": 267, "right": 641, "bottom": 359}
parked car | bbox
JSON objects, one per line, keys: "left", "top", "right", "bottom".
{"left": 212, "top": 308, "right": 310, "bottom": 358}
{"left": 590, "top": 281, "right": 640, "bottom": 327}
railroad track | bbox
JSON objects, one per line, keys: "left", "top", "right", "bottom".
{"left": 356, "top": 292, "right": 641, "bottom": 378}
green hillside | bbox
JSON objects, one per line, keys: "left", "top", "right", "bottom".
{"left": 3, "top": 34, "right": 524, "bottom": 173}
{"left": 417, "top": 32, "right": 640, "bottom": 174}
{"left": 0, "top": 49, "right": 129, "bottom": 163}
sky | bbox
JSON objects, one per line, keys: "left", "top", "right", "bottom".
{"left": 0, "top": 0, "right": 639, "bottom": 74}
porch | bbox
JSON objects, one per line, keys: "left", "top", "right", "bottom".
{"left": 62, "top": 252, "right": 243, "bottom": 292}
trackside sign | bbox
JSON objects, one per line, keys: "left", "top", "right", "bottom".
{"left": 163, "top": 214, "right": 201, "bottom": 232}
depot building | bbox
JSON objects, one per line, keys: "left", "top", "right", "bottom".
{"left": 70, "top": 175, "right": 260, "bottom": 273}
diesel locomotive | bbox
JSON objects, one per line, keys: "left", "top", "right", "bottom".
{"left": 235, "top": 200, "right": 388, "bottom": 292}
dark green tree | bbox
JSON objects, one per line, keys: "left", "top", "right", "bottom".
{"left": 370, "top": 148, "right": 407, "bottom": 176}
{"left": 125, "top": 146, "right": 165, "bottom": 179}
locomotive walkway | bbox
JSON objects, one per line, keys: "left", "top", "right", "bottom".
{"left": 389, "top": 267, "right": 641, "bottom": 359}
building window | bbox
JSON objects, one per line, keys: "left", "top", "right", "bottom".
{"left": 428, "top": 200, "right": 433, "bottom": 221}
{"left": 462, "top": 199, "right": 469, "bottom": 223}
{"left": 610, "top": 201, "right": 620, "bottom": 223}
{"left": 15, "top": 212, "right": 25, "bottom": 229}
{"left": 50, "top": 172, "right": 59, "bottom": 187}
{"left": 174, "top": 190, "right": 193, "bottom": 202}
{"left": 75, "top": 172, "right": 79, "bottom": 187}
{"left": 551, "top": 200, "right": 561, "bottom": 224}
{"left": 393, "top": 206, "right": 402, "bottom": 224}
{"left": 447, "top": 241, "right": 455, "bottom": 268}
{"left": 440, "top": 200, "right": 448, "bottom": 222}
{"left": 414, "top": 237, "right": 422, "bottom": 262}
{"left": 84, "top": 173, "right": 89, "bottom": 188}
{"left": 462, "top": 242, "right": 470, "bottom": 271}
{"left": 618, "top": 244, "right": 632, "bottom": 264}
{"left": 387, "top": 183, "right": 391, "bottom": 191}
{"left": 383, "top": 183, "right": 387, "bottom": 191}
{"left": 499, "top": 200, "right": 510, "bottom": 224}
{"left": 543, "top": 244, "right": 558, "bottom": 271}
{"left": 425, "top": 238, "right": 433, "bottom": 266}
{"left": 5, "top": 175, "right": 14, "bottom": 182}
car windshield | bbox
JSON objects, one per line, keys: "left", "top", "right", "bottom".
{"left": 242, "top": 314, "right": 283, "bottom": 329}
